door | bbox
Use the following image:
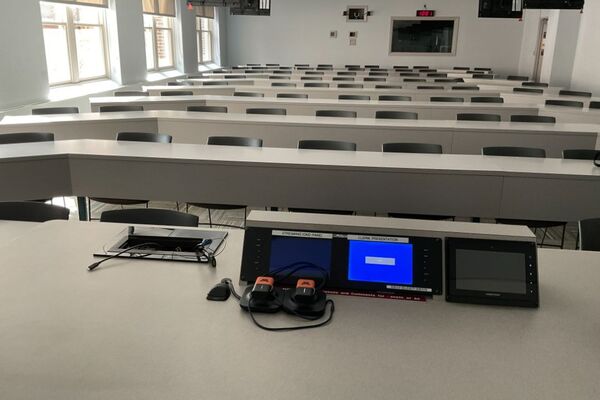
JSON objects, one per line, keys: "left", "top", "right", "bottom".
{"left": 533, "top": 18, "right": 548, "bottom": 82}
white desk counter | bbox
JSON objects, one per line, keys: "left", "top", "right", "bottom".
{"left": 1, "top": 111, "right": 596, "bottom": 157}
{"left": 0, "top": 139, "right": 599, "bottom": 220}
{"left": 503, "top": 92, "right": 599, "bottom": 107}
{"left": 0, "top": 220, "right": 39, "bottom": 246}
{"left": 0, "top": 220, "right": 598, "bottom": 400}
{"left": 89, "top": 95, "right": 539, "bottom": 121}
{"left": 541, "top": 105, "right": 600, "bottom": 124}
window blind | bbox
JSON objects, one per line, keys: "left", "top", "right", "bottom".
{"left": 42, "top": 0, "right": 108, "bottom": 8}
{"left": 142, "top": 0, "right": 176, "bottom": 17}
{"left": 195, "top": 6, "right": 215, "bottom": 18}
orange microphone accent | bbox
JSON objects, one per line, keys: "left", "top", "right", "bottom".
{"left": 297, "top": 279, "right": 316, "bottom": 289}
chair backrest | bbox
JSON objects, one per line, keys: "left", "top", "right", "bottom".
{"left": 471, "top": 96, "right": 504, "bottom": 103}
{"left": 0, "top": 201, "right": 69, "bottom": 222}
{"left": 305, "top": 71, "right": 324, "bottom": 75}
{"left": 522, "top": 82, "right": 549, "bottom": 87}
{"left": 317, "top": 64, "right": 333, "bottom": 68}
{"left": 562, "top": 149, "right": 600, "bottom": 160}
{"left": 452, "top": 86, "right": 480, "bottom": 91}
{"left": 301, "top": 76, "right": 322, "bottom": 80}
{"left": 224, "top": 75, "right": 245, "bottom": 79}
{"left": 514, "top": 88, "right": 544, "bottom": 95}
{"left": 375, "top": 85, "right": 403, "bottom": 89}
{"left": 545, "top": 99, "right": 584, "bottom": 108}
{"left": 457, "top": 113, "right": 502, "bottom": 122}
{"left": 338, "top": 95, "right": 370, "bottom": 101}
{"left": 507, "top": 75, "right": 529, "bottom": 81}
{"left": 345, "top": 64, "right": 360, "bottom": 68}
{"left": 167, "top": 82, "right": 185, "bottom": 86}
{"left": 187, "top": 105, "right": 228, "bottom": 113}
{"left": 427, "top": 73, "right": 447, "bottom": 78}
{"left": 375, "top": 111, "right": 418, "bottom": 120}
{"left": 579, "top": 218, "right": 600, "bottom": 251}
{"left": 32, "top": 107, "right": 79, "bottom": 115}
{"left": 590, "top": 101, "right": 600, "bottom": 109}
{"left": 332, "top": 77, "right": 355, "bottom": 81}
{"left": 246, "top": 108, "right": 287, "bottom": 116}
{"left": 277, "top": 93, "right": 308, "bottom": 99}
{"left": 203, "top": 81, "right": 228, "bottom": 86}
{"left": 266, "top": 63, "right": 279, "bottom": 66}
{"left": 272, "top": 82, "right": 296, "bottom": 87}
{"left": 382, "top": 143, "right": 442, "bottom": 154}
{"left": 454, "top": 67, "right": 470, "bottom": 70}
{"left": 116, "top": 132, "right": 173, "bottom": 143}
{"left": 413, "top": 65, "right": 429, "bottom": 69}
{"left": 298, "top": 140, "right": 357, "bottom": 151}
{"left": 337, "top": 84, "right": 363, "bottom": 88}
{"left": 430, "top": 97, "right": 464, "bottom": 102}
{"left": 0, "top": 132, "right": 54, "bottom": 145}
{"left": 100, "top": 208, "right": 199, "bottom": 227}
{"left": 304, "top": 83, "right": 329, "bottom": 87}
{"left": 99, "top": 105, "right": 144, "bottom": 113}
{"left": 403, "top": 78, "right": 426, "bottom": 82}
{"left": 511, "top": 115, "right": 556, "bottom": 123}
{"left": 378, "top": 95, "right": 411, "bottom": 101}
{"left": 160, "top": 90, "right": 193, "bottom": 96}
{"left": 207, "top": 136, "right": 263, "bottom": 147}
{"left": 369, "top": 72, "right": 389, "bottom": 76}
{"left": 295, "top": 64, "right": 310, "bottom": 67}
{"left": 364, "top": 77, "right": 386, "bottom": 82}
{"left": 482, "top": 146, "right": 546, "bottom": 158}
{"left": 114, "top": 91, "right": 149, "bottom": 97}
{"left": 472, "top": 74, "right": 494, "bottom": 79}
{"left": 559, "top": 90, "right": 592, "bottom": 97}
{"left": 315, "top": 110, "right": 357, "bottom": 118}
{"left": 269, "top": 76, "right": 291, "bottom": 80}
{"left": 417, "top": 85, "right": 444, "bottom": 90}
{"left": 233, "top": 92, "right": 264, "bottom": 97}
{"left": 365, "top": 64, "right": 380, "bottom": 68}
{"left": 474, "top": 67, "right": 492, "bottom": 71}
{"left": 400, "top": 73, "right": 420, "bottom": 77}
{"left": 338, "top": 71, "right": 357, "bottom": 76}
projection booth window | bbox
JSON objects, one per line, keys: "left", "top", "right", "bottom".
{"left": 390, "top": 18, "right": 459, "bottom": 55}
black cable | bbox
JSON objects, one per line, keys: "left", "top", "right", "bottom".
{"left": 247, "top": 296, "right": 335, "bottom": 332}
{"left": 87, "top": 242, "right": 160, "bottom": 271}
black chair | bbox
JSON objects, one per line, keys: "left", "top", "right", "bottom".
{"left": 99, "top": 105, "right": 144, "bottom": 113}
{"left": 269, "top": 76, "right": 290, "bottom": 80}
{"left": 364, "top": 77, "right": 386, "bottom": 82}
{"left": 116, "top": 132, "right": 172, "bottom": 143}
{"left": 382, "top": 144, "right": 452, "bottom": 220}
{"left": 474, "top": 67, "right": 492, "bottom": 71}
{"left": 482, "top": 146, "right": 566, "bottom": 248}
{"left": 427, "top": 73, "right": 447, "bottom": 78}
{"left": 472, "top": 74, "right": 494, "bottom": 79}
{"left": 246, "top": 108, "right": 287, "bottom": 115}
{"left": 332, "top": 77, "right": 355, "bottom": 81}
{"left": 345, "top": 64, "right": 360, "bottom": 68}
{"left": 514, "top": 87, "right": 544, "bottom": 94}
{"left": 295, "top": 64, "right": 310, "bottom": 67}
{"left": 189, "top": 136, "right": 264, "bottom": 227}
{"left": 452, "top": 86, "right": 479, "bottom": 91}
{"left": 0, "top": 201, "right": 69, "bottom": 222}
{"left": 338, "top": 95, "right": 370, "bottom": 101}
{"left": 337, "top": 84, "right": 363, "bottom": 88}
{"left": 562, "top": 149, "right": 600, "bottom": 160}
{"left": 413, "top": 66, "right": 429, "bottom": 69}
{"left": 224, "top": 75, "right": 246, "bottom": 79}
{"left": 301, "top": 76, "right": 322, "bottom": 80}
{"left": 430, "top": 97, "right": 464, "bottom": 102}
{"left": 511, "top": 115, "right": 556, "bottom": 123}
{"left": 365, "top": 65, "right": 380, "bottom": 68}
{"left": 305, "top": 71, "right": 324, "bottom": 75}
{"left": 304, "top": 83, "right": 329, "bottom": 88}
{"left": 522, "top": 82, "right": 549, "bottom": 88}
{"left": 436, "top": 78, "right": 462, "bottom": 83}
{"left": 0, "top": 132, "right": 54, "bottom": 145}
{"left": 32, "top": 107, "right": 79, "bottom": 115}
{"left": 589, "top": 101, "right": 600, "bottom": 109}
{"left": 234, "top": 92, "right": 264, "bottom": 97}
{"left": 376, "top": 111, "right": 418, "bottom": 120}
{"left": 369, "top": 72, "right": 389, "bottom": 77}
{"left": 559, "top": 90, "right": 592, "bottom": 97}
{"left": 383, "top": 142, "right": 442, "bottom": 154}
{"left": 187, "top": 105, "right": 228, "bottom": 113}
{"left": 471, "top": 97, "right": 504, "bottom": 103}
{"left": 203, "top": 81, "right": 228, "bottom": 86}
{"left": 457, "top": 113, "right": 502, "bottom": 122}
{"left": 114, "top": 91, "right": 149, "bottom": 97}
{"left": 404, "top": 79, "right": 427, "bottom": 82}
{"left": 375, "top": 85, "right": 403, "bottom": 89}
{"left": 88, "top": 132, "right": 173, "bottom": 220}
{"left": 298, "top": 140, "right": 356, "bottom": 151}
{"left": 167, "top": 82, "right": 186, "bottom": 86}
{"left": 317, "top": 64, "right": 333, "bottom": 68}
{"left": 272, "top": 82, "right": 297, "bottom": 87}
{"left": 579, "top": 218, "right": 600, "bottom": 251}
{"left": 417, "top": 86, "right": 444, "bottom": 90}
{"left": 100, "top": 208, "right": 199, "bottom": 227}
{"left": 378, "top": 95, "right": 411, "bottom": 101}
{"left": 507, "top": 75, "right": 529, "bottom": 81}
{"left": 266, "top": 63, "right": 280, "bottom": 67}
{"left": 338, "top": 71, "right": 357, "bottom": 76}
{"left": 277, "top": 93, "right": 308, "bottom": 99}
{"left": 400, "top": 73, "right": 420, "bottom": 77}
{"left": 545, "top": 100, "right": 584, "bottom": 108}
{"left": 454, "top": 67, "right": 470, "bottom": 70}
{"left": 315, "top": 110, "right": 357, "bottom": 118}
{"left": 160, "top": 91, "right": 193, "bottom": 96}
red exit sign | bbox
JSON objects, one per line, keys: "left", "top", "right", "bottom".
{"left": 416, "top": 10, "right": 435, "bottom": 17}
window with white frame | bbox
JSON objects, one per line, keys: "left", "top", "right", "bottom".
{"left": 143, "top": 0, "right": 175, "bottom": 71}
{"left": 40, "top": 1, "right": 109, "bottom": 85}
{"left": 196, "top": 6, "right": 215, "bottom": 64}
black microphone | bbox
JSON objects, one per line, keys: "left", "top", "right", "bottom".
{"left": 87, "top": 242, "right": 159, "bottom": 271}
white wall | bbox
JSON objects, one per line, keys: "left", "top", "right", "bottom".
{"left": 0, "top": 0, "right": 49, "bottom": 110}
{"left": 571, "top": 1, "right": 600, "bottom": 93}
{"left": 225, "top": 0, "right": 525, "bottom": 74}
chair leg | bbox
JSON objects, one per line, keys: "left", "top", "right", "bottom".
{"left": 560, "top": 224, "right": 566, "bottom": 249}
{"left": 540, "top": 228, "right": 548, "bottom": 247}
{"left": 208, "top": 209, "right": 213, "bottom": 228}
{"left": 87, "top": 198, "right": 92, "bottom": 221}
{"left": 243, "top": 207, "right": 247, "bottom": 228}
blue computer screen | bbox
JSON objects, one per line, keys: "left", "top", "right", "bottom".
{"left": 269, "top": 235, "right": 332, "bottom": 275}
{"left": 348, "top": 240, "right": 413, "bottom": 284}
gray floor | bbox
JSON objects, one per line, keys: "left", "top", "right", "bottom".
{"left": 53, "top": 197, "right": 580, "bottom": 249}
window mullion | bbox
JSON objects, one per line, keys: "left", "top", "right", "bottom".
{"left": 152, "top": 20, "right": 159, "bottom": 70}
{"left": 66, "top": 6, "right": 79, "bottom": 83}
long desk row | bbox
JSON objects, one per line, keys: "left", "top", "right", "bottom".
{"left": 2, "top": 111, "right": 594, "bottom": 157}
{"left": 89, "top": 95, "right": 539, "bottom": 121}
{"left": 3, "top": 219, "right": 598, "bottom": 400}
{"left": 0, "top": 139, "right": 599, "bottom": 221}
